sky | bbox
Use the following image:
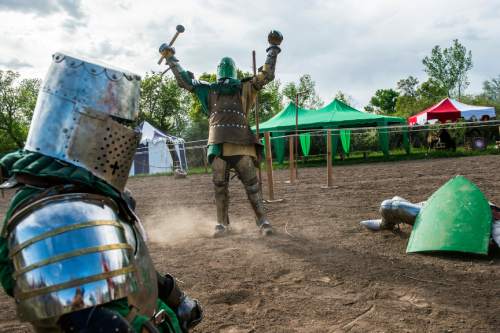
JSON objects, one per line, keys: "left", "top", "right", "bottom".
{"left": 1, "top": 0, "right": 500, "bottom": 108}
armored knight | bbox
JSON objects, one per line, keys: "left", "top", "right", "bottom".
{"left": 0, "top": 53, "right": 202, "bottom": 332}
{"left": 159, "top": 30, "right": 283, "bottom": 237}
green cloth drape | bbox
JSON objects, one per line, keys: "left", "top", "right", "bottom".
{"left": 261, "top": 137, "right": 266, "bottom": 158}
{"left": 378, "top": 122, "right": 389, "bottom": 157}
{"left": 340, "top": 130, "right": 351, "bottom": 154}
{"left": 402, "top": 126, "right": 410, "bottom": 154}
{"left": 299, "top": 133, "right": 311, "bottom": 156}
{"left": 272, "top": 132, "right": 286, "bottom": 164}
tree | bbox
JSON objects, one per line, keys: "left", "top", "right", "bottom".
{"left": 0, "top": 70, "right": 40, "bottom": 150}
{"left": 334, "top": 90, "right": 354, "bottom": 106}
{"left": 367, "top": 88, "right": 399, "bottom": 114}
{"left": 396, "top": 76, "right": 419, "bottom": 98}
{"left": 182, "top": 72, "right": 216, "bottom": 141}
{"left": 394, "top": 79, "right": 447, "bottom": 118}
{"left": 139, "top": 72, "right": 191, "bottom": 137}
{"left": 282, "top": 74, "right": 323, "bottom": 109}
{"left": 248, "top": 79, "right": 283, "bottom": 125}
{"left": 482, "top": 76, "right": 500, "bottom": 101}
{"left": 422, "top": 39, "right": 473, "bottom": 99}
{"left": 416, "top": 79, "right": 448, "bottom": 103}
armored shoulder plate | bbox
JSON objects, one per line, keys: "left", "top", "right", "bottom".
{"left": 7, "top": 193, "right": 158, "bottom": 322}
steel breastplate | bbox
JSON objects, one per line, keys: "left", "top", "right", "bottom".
{"left": 207, "top": 92, "right": 257, "bottom": 145}
{"left": 6, "top": 193, "right": 158, "bottom": 323}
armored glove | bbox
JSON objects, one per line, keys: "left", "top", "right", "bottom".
{"left": 176, "top": 296, "right": 203, "bottom": 332}
{"left": 157, "top": 273, "right": 203, "bottom": 332}
{"left": 159, "top": 43, "right": 176, "bottom": 59}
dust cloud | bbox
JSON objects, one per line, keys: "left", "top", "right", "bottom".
{"left": 143, "top": 207, "right": 215, "bottom": 244}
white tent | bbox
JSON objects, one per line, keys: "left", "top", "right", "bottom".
{"left": 129, "top": 122, "right": 188, "bottom": 176}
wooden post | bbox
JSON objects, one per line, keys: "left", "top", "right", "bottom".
{"left": 289, "top": 135, "right": 295, "bottom": 183}
{"left": 264, "top": 132, "right": 275, "bottom": 200}
{"left": 326, "top": 130, "right": 333, "bottom": 187}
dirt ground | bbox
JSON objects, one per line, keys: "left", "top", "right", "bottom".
{"left": 0, "top": 155, "right": 499, "bottom": 333}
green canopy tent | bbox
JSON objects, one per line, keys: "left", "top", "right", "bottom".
{"left": 252, "top": 99, "right": 408, "bottom": 162}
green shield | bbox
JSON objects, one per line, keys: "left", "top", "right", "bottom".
{"left": 406, "top": 176, "right": 492, "bottom": 255}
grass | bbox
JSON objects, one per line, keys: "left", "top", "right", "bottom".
{"left": 130, "top": 144, "right": 499, "bottom": 178}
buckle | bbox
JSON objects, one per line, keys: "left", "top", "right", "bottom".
{"left": 152, "top": 309, "right": 167, "bottom": 325}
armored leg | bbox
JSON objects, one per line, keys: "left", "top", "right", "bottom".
{"left": 234, "top": 156, "right": 272, "bottom": 235}
{"left": 361, "top": 197, "right": 424, "bottom": 231}
{"left": 379, "top": 196, "right": 423, "bottom": 230}
{"left": 212, "top": 157, "right": 230, "bottom": 237}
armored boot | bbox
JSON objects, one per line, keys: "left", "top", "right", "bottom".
{"left": 235, "top": 156, "right": 273, "bottom": 236}
{"left": 212, "top": 157, "right": 230, "bottom": 237}
{"left": 214, "top": 185, "right": 230, "bottom": 237}
{"left": 247, "top": 182, "right": 273, "bottom": 236}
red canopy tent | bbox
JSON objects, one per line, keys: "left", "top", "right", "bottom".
{"left": 408, "top": 98, "right": 496, "bottom": 125}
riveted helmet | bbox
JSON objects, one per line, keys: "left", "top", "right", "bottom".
{"left": 216, "top": 57, "right": 237, "bottom": 80}
{"left": 25, "top": 52, "right": 142, "bottom": 192}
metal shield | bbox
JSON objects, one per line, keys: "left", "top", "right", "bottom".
{"left": 406, "top": 176, "right": 492, "bottom": 255}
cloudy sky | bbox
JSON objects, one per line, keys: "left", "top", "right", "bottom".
{"left": 1, "top": 0, "right": 500, "bottom": 107}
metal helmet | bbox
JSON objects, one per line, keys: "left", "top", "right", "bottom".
{"left": 25, "top": 52, "right": 142, "bottom": 192}
{"left": 216, "top": 57, "right": 237, "bottom": 80}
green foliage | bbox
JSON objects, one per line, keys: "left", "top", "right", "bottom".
{"left": 422, "top": 39, "right": 473, "bottom": 98}
{"left": 351, "top": 129, "right": 379, "bottom": 151}
{"left": 397, "top": 76, "right": 419, "bottom": 98}
{"left": 0, "top": 70, "right": 40, "bottom": 152}
{"left": 367, "top": 88, "right": 399, "bottom": 114}
{"left": 480, "top": 76, "right": 500, "bottom": 117}
{"left": 249, "top": 79, "right": 283, "bottom": 125}
{"left": 416, "top": 79, "right": 448, "bottom": 101}
{"left": 182, "top": 72, "right": 216, "bottom": 141}
{"left": 282, "top": 74, "right": 323, "bottom": 109}
{"left": 334, "top": 91, "right": 354, "bottom": 106}
{"left": 139, "top": 72, "right": 190, "bottom": 136}
{"left": 394, "top": 95, "right": 421, "bottom": 118}
{"left": 393, "top": 78, "right": 449, "bottom": 118}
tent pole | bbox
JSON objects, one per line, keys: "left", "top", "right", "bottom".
{"left": 264, "top": 132, "right": 275, "bottom": 200}
{"left": 289, "top": 135, "right": 295, "bottom": 183}
{"left": 295, "top": 95, "right": 299, "bottom": 180}
{"left": 182, "top": 141, "right": 188, "bottom": 171}
{"left": 252, "top": 50, "right": 263, "bottom": 188}
{"left": 326, "top": 129, "right": 333, "bottom": 187}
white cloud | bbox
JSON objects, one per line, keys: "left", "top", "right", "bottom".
{"left": 1, "top": 0, "right": 500, "bottom": 107}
